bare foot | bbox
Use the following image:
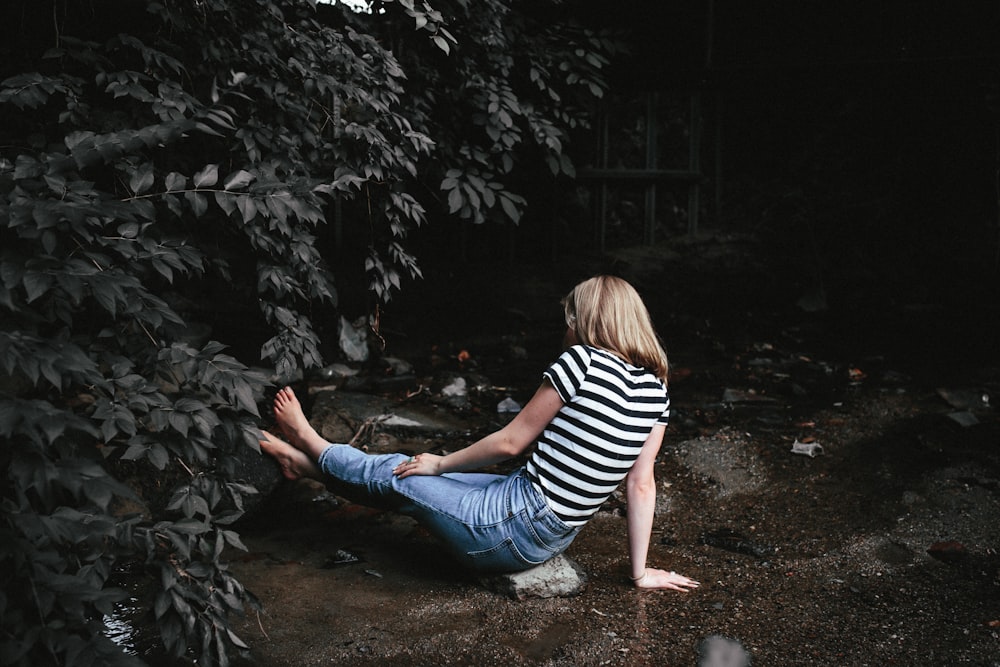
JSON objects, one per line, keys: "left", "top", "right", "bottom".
{"left": 273, "top": 387, "right": 329, "bottom": 459}
{"left": 259, "top": 430, "right": 322, "bottom": 481}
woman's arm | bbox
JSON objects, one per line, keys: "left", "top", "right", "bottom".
{"left": 394, "top": 380, "right": 564, "bottom": 478}
{"left": 625, "top": 425, "right": 700, "bottom": 592}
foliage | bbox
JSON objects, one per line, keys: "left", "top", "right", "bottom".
{"left": 0, "top": 0, "right": 614, "bottom": 664}
{"left": 348, "top": 0, "right": 617, "bottom": 282}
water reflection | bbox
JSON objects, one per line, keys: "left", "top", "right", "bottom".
{"left": 103, "top": 596, "right": 140, "bottom": 653}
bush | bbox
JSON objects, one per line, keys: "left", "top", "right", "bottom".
{"left": 0, "top": 0, "right": 614, "bottom": 664}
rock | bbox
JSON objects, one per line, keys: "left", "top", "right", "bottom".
{"left": 701, "top": 528, "right": 774, "bottom": 559}
{"left": 497, "top": 396, "right": 522, "bottom": 414}
{"left": 697, "top": 634, "right": 753, "bottom": 667}
{"left": 340, "top": 315, "right": 371, "bottom": 362}
{"left": 671, "top": 428, "right": 765, "bottom": 498}
{"left": 721, "top": 388, "right": 779, "bottom": 404}
{"left": 936, "top": 387, "right": 991, "bottom": 412}
{"left": 308, "top": 363, "right": 358, "bottom": 383}
{"left": 790, "top": 439, "right": 824, "bottom": 457}
{"left": 310, "top": 390, "right": 471, "bottom": 443}
{"left": 229, "top": 441, "right": 283, "bottom": 515}
{"left": 480, "top": 555, "right": 588, "bottom": 600}
{"left": 927, "top": 540, "right": 968, "bottom": 564}
{"left": 381, "top": 356, "right": 414, "bottom": 376}
{"left": 946, "top": 411, "right": 979, "bottom": 428}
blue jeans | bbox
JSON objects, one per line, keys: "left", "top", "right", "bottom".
{"left": 317, "top": 444, "right": 579, "bottom": 573}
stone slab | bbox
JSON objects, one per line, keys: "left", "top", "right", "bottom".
{"left": 479, "top": 555, "right": 588, "bottom": 600}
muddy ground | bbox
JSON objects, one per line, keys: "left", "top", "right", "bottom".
{"left": 228, "top": 237, "right": 1000, "bottom": 666}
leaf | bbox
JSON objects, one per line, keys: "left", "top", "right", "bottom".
{"left": 154, "top": 591, "right": 172, "bottom": 619}
{"left": 22, "top": 271, "right": 53, "bottom": 302}
{"left": 121, "top": 443, "right": 148, "bottom": 460}
{"left": 499, "top": 193, "right": 520, "bottom": 223}
{"left": 432, "top": 35, "right": 450, "bottom": 54}
{"left": 237, "top": 195, "right": 257, "bottom": 223}
{"left": 222, "top": 530, "right": 248, "bottom": 552}
{"left": 559, "top": 153, "right": 576, "bottom": 178}
{"left": 232, "top": 382, "right": 258, "bottom": 416}
{"left": 223, "top": 170, "right": 254, "bottom": 190}
{"left": 165, "top": 172, "right": 187, "bottom": 192}
{"left": 148, "top": 443, "right": 170, "bottom": 470}
{"left": 186, "top": 191, "right": 208, "bottom": 217}
{"left": 227, "top": 628, "right": 250, "bottom": 649}
{"left": 193, "top": 164, "right": 219, "bottom": 188}
{"left": 129, "top": 163, "right": 155, "bottom": 195}
{"left": 215, "top": 191, "right": 238, "bottom": 217}
{"left": 446, "top": 187, "right": 462, "bottom": 214}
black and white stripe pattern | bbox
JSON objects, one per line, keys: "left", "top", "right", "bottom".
{"left": 526, "top": 345, "right": 670, "bottom": 526}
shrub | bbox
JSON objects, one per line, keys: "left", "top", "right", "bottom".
{"left": 0, "top": 0, "right": 614, "bottom": 664}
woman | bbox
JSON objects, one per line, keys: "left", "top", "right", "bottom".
{"left": 260, "top": 275, "right": 699, "bottom": 591}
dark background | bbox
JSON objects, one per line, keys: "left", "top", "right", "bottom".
{"left": 390, "top": 0, "right": 1000, "bottom": 388}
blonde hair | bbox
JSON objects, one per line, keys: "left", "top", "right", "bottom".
{"left": 562, "top": 275, "right": 669, "bottom": 382}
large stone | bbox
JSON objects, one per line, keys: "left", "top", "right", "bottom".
{"left": 480, "top": 555, "right": 588, "bottom": 600}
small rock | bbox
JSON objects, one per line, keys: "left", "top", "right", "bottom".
{"left": 311, "top": 363, "right": 359, "bottom": 382}
{"left": 722, "top": 388, "right": 778, "bottom": 404}
{"left": 322, "top": 550, "right": 362, "bottom": 568}
{"left": 936, "top": 387, "right": 991, "bottom": 411}
{"left": 480, "top": 555, "right": 588, "bottom": 600}
{"left": 947, "top": 411, "right": 979, "bottom": 428}
{"left": 697, "top": 634, "right": 752, "bottom": 667}
{"left": 790, "top": 439, "right": 824, "bottom": 457}
{"left": 441, "top": 376, "right": 468, "bottom": 397}
{"left": 382, "top": 356, "right": 414, "bottom": 376}
{"left": 927, "top": 540, "right": 968, "bottom": 564}
{"left": 340, "top": 315, "right": 370, "bottom": 362}
{"left": 497, "top": 397, "right": 522, "bottom": 414}
{"left": 701, "top": 528, "right": 774, "bottom": 559}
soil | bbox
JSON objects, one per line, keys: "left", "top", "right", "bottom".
{"left": 226, "top": 237, "right": 1000, "bottom": 666}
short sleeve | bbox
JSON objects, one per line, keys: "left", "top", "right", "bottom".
{"left": 656, "top": 392, "right": 671, "bottom": 425}
{"left": 542, "top": 345, "right": 592, "bottom": 403}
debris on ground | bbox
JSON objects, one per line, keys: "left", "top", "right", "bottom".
{"left": 789, "top": 439, "right": 824, "bottom": 457}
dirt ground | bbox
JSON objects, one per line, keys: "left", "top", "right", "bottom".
{"left": 227, "top": 239, "right": 1000, "bottom": 666}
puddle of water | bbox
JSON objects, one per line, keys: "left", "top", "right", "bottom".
{"left": 103, "top": 597, "right": 140, "bottom": 653}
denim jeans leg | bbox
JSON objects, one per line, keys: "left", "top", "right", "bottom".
{"left": 316, "top": 444, "right": 578, "bottom": 572}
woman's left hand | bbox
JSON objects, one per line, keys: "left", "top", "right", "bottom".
{"left": 393, "top": 452, "right": 443, "bottom": 478}
{"left": 633, "top": 568, "right": 700, "bottom": 592}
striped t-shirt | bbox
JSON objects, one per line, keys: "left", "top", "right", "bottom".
{"left": 525, "top": 344, "right": 670, "bottom": 526}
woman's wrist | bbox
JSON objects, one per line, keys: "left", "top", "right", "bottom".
{"left": 629, "top": 568, "right": 648, "bottom": 584}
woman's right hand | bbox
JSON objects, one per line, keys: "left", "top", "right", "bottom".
{"left": 393, "top": 452, "right": 443, "bottom": 478}
{"left": 633, "top": 568, "right": 700, "bottom": 592}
